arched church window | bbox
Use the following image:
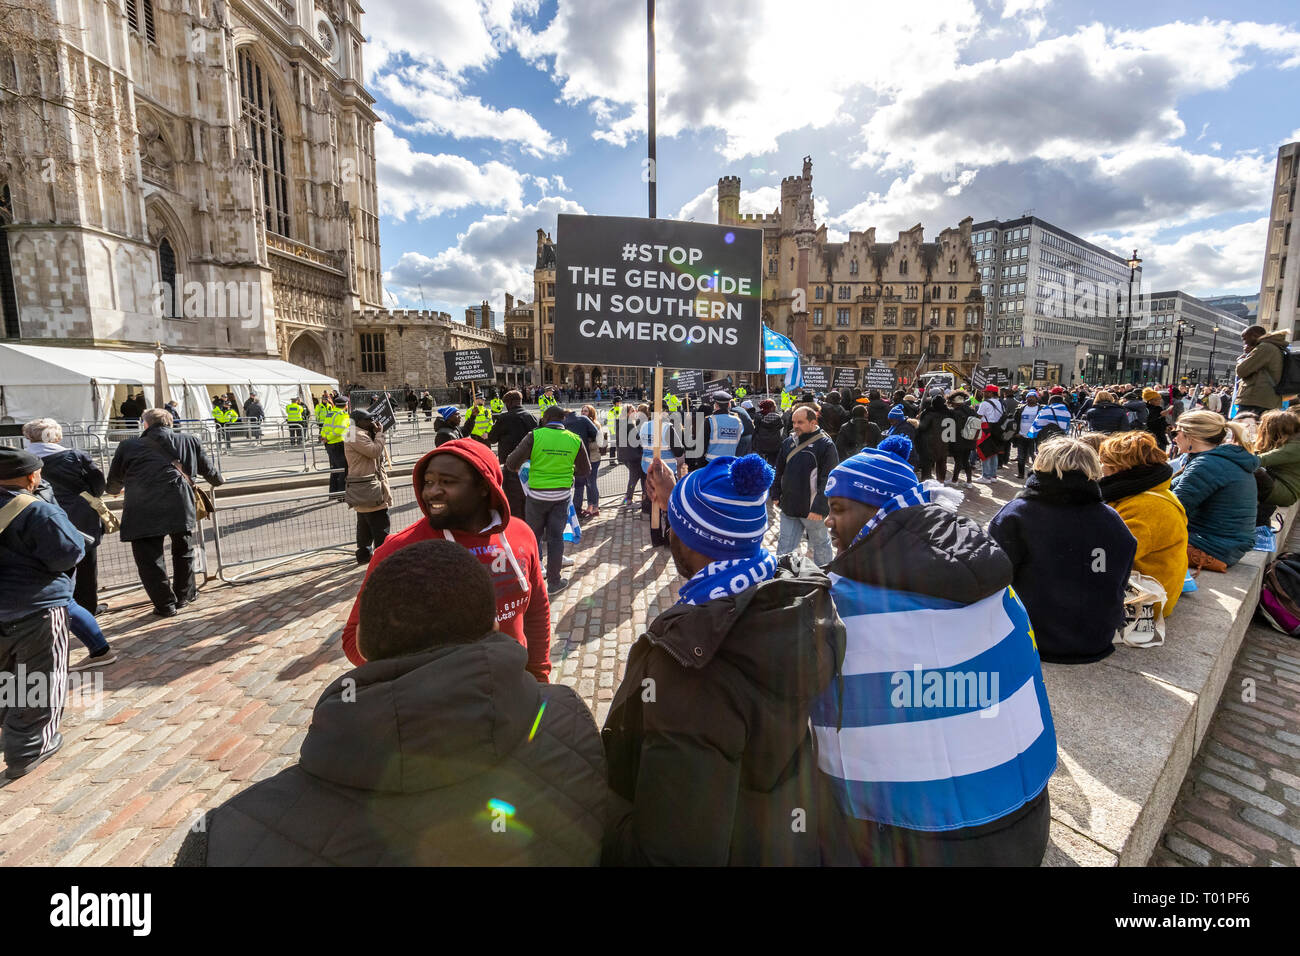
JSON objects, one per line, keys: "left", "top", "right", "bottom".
{"left": 238, "top": 48, "right": 292, "bottom": 237}
{"left": 158, "top": 237, "right": 177, "bottom": 318}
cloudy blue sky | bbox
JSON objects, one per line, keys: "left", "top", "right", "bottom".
{"left": 365, "top": 0, "right": 1300, "bottom": 323}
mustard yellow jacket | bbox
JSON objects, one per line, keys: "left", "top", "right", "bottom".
{"left": 1109, "top": 479, "right": 1188, "bottom": 617}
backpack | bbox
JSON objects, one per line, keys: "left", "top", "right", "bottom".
{"left": 1034, "top": 422, "right": 1065, "bottom": 443}
{"left": 959, "top": 413, "right": 982, "bottom": 442}
{"left": 1272, "top": 344, "right": 1300, "bottom": 396}
{"left": 996, "top": 401, "right": 1019, "bottom": 441}
{"left": 1259, "top": 552, "right": 1300, "bottom": 637}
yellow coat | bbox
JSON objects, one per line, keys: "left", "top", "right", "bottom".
{"left": 1108, "top": 479, "right": 1188, "bottom": 617}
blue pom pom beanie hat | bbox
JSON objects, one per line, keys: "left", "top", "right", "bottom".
{"left": 668, "top": 454, "right": 774, "bottom": 559}
{"left": 825, "top": 439, "right": 962, "bottom": 546}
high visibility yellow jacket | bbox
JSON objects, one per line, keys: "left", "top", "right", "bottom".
{"left": 320, "top": 408, "right": 349, "bottom": 444}
{"left": 468, "top": 405, "right": 493, "bottom": 437}
{"left": 285, "top": 402, "right": 306, "bottom": 422}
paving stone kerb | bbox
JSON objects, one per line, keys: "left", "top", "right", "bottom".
{"left": 1041, "top": 504, "right": 1298, "bottom": 866}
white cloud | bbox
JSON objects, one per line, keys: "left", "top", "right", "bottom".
{"left": 516, "top": 0, "right": 983, "bottom": 160}
{"left": 828, "top": 148, "right": 1272, "bottom": 239}
{"left": 365, "top": 0, "right": 503, "bottom": 78}
{"left": 375, "top": 125, "right": 526, "bottom": 221}
{"left": 672, "top": 184, "right": 785, "bottom": 223}
{"left": 1086, "top": 218, "right": 1269, "bottom": 295}
{"left": 856, "top": 21, "right": 1300, "bottom": 174}
{"left": 375, "top": 66, "right": 564, "bottom": 159}
{"left": 385, "top": 196, "right": 588, "bottom": 310}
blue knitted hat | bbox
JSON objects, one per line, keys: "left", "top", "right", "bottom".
{"left": 436, "top": 406, "right": 458, "bottom": 420}
{"left": 668, "top": 454, "right": 774, "bottom": 559}
{"left": 888, "top": 404, "right": 906, "bottom": 421}
{"left": 824, "top": 437, "right": 920, "bottom": 507}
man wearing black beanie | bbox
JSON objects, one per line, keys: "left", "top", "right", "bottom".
{"left": 0, "top": 448, "right": 86, "bottom": 779}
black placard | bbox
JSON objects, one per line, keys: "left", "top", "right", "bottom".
{"left": 802, "top": 365, "right": 830, "bottom": 391}
{"left": 668, "top": 369, "right": 704, "bottom": 395}
{"left": 970, "top": 366, "right": 988, "bottom": 391}
{"left": 367, "top": 395, "right": 397, "bottom": 433}
{"left": 1032, "top": 359, "right": 1048, "bottom": 380}
{"left": 444, "top": 348, "right": 495, "bottom": 383}
{"left": 864, "top": 361, "right": 897, "bottom": 391}
{"left": 553, "top": 214, "right": 763, "bottom": 370}
{"left": 833, "top": 367, "right": 860, "bottom": 390}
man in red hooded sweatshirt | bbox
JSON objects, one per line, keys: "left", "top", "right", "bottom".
{"left": 340, "top": 437, "right": 552, "bottom": 681}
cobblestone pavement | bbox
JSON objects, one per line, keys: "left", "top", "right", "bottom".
{"left": 0, "top": 466, "right": 1028, "bottom": 866}
{"left": 1152, "top": 523, "right": 1300, "bottom": 867}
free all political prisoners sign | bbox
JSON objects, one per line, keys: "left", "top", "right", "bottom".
{"left": 553, "top": 214, "right": 763, "bottom": 371}
{"left": 444, "top": 348, "right": 495, "bottom": 383}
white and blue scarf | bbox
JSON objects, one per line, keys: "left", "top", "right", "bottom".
{"left": 677, "top": 550, "right": 778, "bottom": 606}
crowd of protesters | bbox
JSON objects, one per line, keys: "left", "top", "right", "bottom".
{"left": 6, "top": 323, "right": 1297, "bottom": 865}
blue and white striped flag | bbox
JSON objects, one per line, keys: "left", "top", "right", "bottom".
{"left": 762, "top": 325, "right": 803, "bottom": 389}
{"left": 563, "top": 501, "right": 582, "bottom": 543}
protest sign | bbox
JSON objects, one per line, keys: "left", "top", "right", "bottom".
{"left": 444, "top": 348, "right": 495, "bottom": 383}
{"left": 553, "top": 214, "right": 762, "bottom": 371}
{"left": 668, "top": 369, "right": 704, "bottom": 395}
{"left": 833, "top": 367, "right": 860, "bottom": 390}
{"left": 970, "top": 366, "right": 988, "bottom": 392}
{"left": 1032, "top": 359, "right": 1048, "bottom": 380}
{"left": 367, "top": 395, "right": 397, "bottom": 433}
{"left": 864, "top": 361, "right": 897, "bottom": 391}
{"left": 801, "top": 365, "right": 830, "bottom": 391}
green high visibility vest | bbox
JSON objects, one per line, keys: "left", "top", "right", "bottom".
{"left": 285, "top": 402, "right": 306, "bottom": 422}
{"left": 489, "top": 398, "right": 505, "bottom": 414}
{"left": 314, "top": 402, "right": 329, "bottom": 424}
{"left": 539, "top": 394, "right": 557, "bottom": 411}
{"left": 470, "top": 406, "right": 493, "bottom": 437}
{"left": 321, "top": 408, "right": 349, "bottom": 444}
{"left": 664, "top": 393, "right": 681, "bottom": 412}
{"left": 607, "top": 403, "right": 622, "bottom": 422}
{"left": 735, "top": 387, "right": 748, "bottom": 399}
{"left": 528, "top": 425, "right": 581, "bottom": 489}
{"left": 780, "top": 392, "right": 794, "bottom": 410}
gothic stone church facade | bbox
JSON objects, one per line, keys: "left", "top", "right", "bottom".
{"left": 0, "top": 0, "right": 383, "bottom": 377}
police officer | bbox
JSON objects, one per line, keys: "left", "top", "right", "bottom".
{"left": 664, "top": 391, "right": 682, "bottom": 415}
{"left": 212, "top": 400, "right": 235, "bottom": 451}
{"left": 319, "top": 396, "right": 350, "bottom": 498}
{"left": 285, "top": 396, "right": 307, "bottom": 447}
{"left": 489, "top": 395, "right": 505, "bottom": 415}
{"left": 464, "top": 396, "right": 494, "bottom": 445}
{"left": 538, "top": 386, "right": 558, "bottom": 414}
{"left": 703, "top": 391, "right": 743, "bottom": 462}
{"left": 735, "top": 384, "right": 748, "bottom": 401}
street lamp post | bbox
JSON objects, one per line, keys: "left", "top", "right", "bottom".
{"left": 1171, "top": 317, "right": 1193, "bottom": 386}
{"left": 1117, "top": 249, "right": 1142, "bottom": 386}
{"left": 1208, "top": 325, "right": 1220, "bottom": 385}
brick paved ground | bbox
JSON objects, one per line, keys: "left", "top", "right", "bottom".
{"left": 0, "top": 467, "right": 1032, "bottom": 866}
{"left": 1152, "top": 522, "right": 1300, "bottom": 867}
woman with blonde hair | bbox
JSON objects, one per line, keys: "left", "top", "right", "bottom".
{"left": 1083, "top": 389, "right": 1130, "bottom": 433}
{"left": 1251, "top": 409, "right": 1300, "bottom": 532}
{"left": 1169, "top": 410, "right": 1259, "bottom": 571}
{"left": 1098, "top": 431, "right": 1188, "bottom": 616}
{"left": 988, "top": 437, "right": 1137, "bottom": 663}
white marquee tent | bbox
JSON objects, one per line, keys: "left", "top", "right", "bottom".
{"left": 0, "top": 344, "right": 338, "bottom": 425}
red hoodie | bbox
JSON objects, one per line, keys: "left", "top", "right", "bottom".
{"left": 340, "top": 438, "right": 552, "bottom": 681}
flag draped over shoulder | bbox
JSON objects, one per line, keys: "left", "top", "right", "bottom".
{"left": 762, "top": 325, "right": 802, "bottom": 390}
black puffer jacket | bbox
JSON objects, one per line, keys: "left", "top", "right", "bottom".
{"left": 178, "top": 634, "right": 607, "bottom": 866}
{"left": 752, "top": 411, "right": 785, "bottom": 456}
{"left": 486, "top": 407, "right": 539, "bottom": 463}
{"left": 105, "top": 425, "right": 222, "bottom": 541}
{"left": 602, "top": 555, "right": 846, "bottom": 866}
